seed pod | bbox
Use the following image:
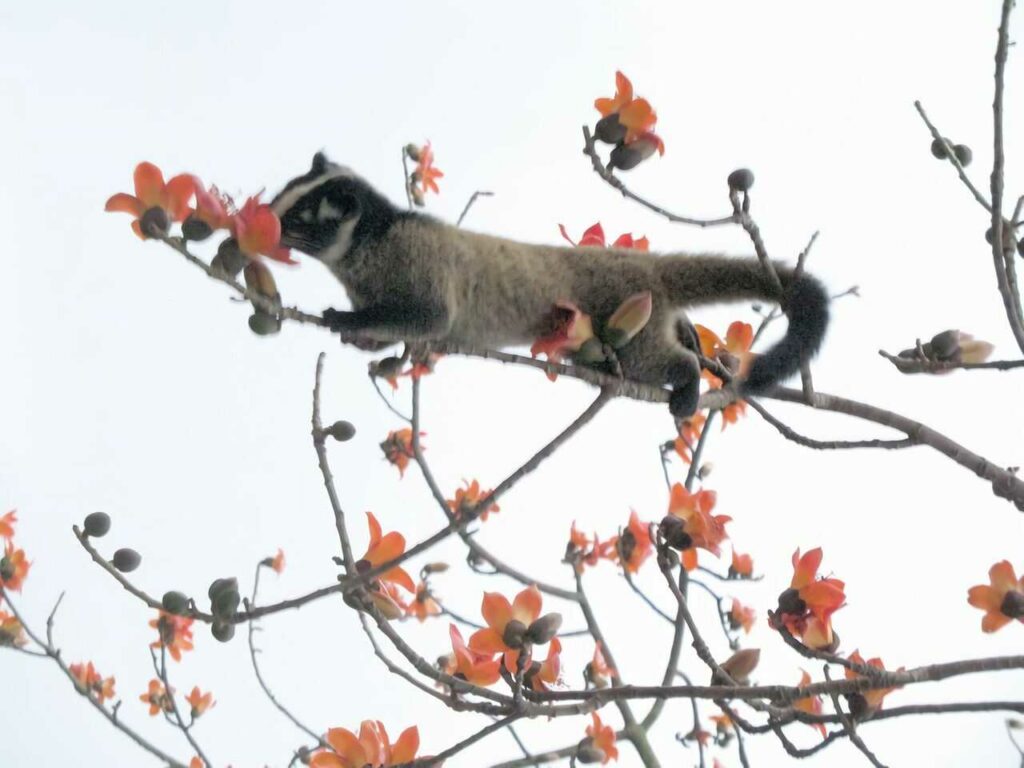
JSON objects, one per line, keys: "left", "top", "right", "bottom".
{"left": 953, "top": 144, "right": 973, "bottom": 166}
{"left": 727, "top": 168, "right": 755, "bottom": 192}
{"left": 181, "top": 214, "right": 213, "bottom": 241}
{"left": 502, "top": 619, "right": 528, "bottom": 649}
{"left": 161, "top": 591, "right": 190, "bottom": 615}
{"left": 140, "top": 206, "right": 170, "bottom": 238}
{"left": 929, "top": 329, "right": 961, "bottom": 361}
{"left": 83, "top": 512, "right": 111, "bottom": 538}
{"left": 421, "top": 562, "right": 449, "bottom": 575}
{"left": 594, "top": 113, "right": 627, "bottom": 145}
{"left": 526, "top": 613, "right": 563, "bottom": 645}
{"left": 112, "top": 548, "right": 141, "bottom": 573}
{"left": 326, "top": 420, "right": 356, "bottom": 441}
{"left": 212, "top": 621, "right": 235, "bottom": 643}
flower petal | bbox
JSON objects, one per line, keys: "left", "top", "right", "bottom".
{"left": 133, "top": 162, "right": 166, "bottom": 208}
{"left": 104, "top": 193, "right": 144, "bottom": 217}
{"left": 990, "top": 561, "right": 1019, "bottom": 594}
{"left": 391, "top": 726, "right": 419, "bottom": 763}
{"left": 481, "top": 592, "right": 513, "bottom": 632}
{"left": 468, "top": 627, "right": 507, "bottom": 655}
{"left": 968, "top": 584, "right": 1002, "bottom": 612}
{"left": 511, "top": 585, "right": 542, "bottom": 625}
{"left": 163, "top": 174, "right": 196, "bottom": 221}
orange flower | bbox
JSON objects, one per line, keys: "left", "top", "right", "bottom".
{"left": 406, "top": 581, "right": 442, "bottom": 622}
{"left": 729, "top": 598, "right": 756, "bottom": 634}
{"left": 233, "top": 194, "right": 295, "bottom": 263}
{"left": 369, "top": 580, "right": 410, "bottom": 620}
{"left": 470, "top": 585, "right": 552, "bottom": 672}
{"left": 771, "top": 548, "right": 846, "bottom": 650}
{"left": 585, "top": 712, "right": 619, "bottom": 763}
{"left": 594, "top": 71, "right": 635, "bottom": 117}
{"left": 586, "top": 642, "right": 616, "bottom": 689}
{"left": 697, "top": 322, "right": 755, "bottom": 412}
{"left": 150, "top": 611, "right": 195, "bottom": 662}
{"left": 413, "top": 141, "right": 444, "bottom": 196}
{"left": 792, "top": 670, "right": 826, "bottom": 737}
{"left": 720, "top": 399, "right": 748, "bottom": 429}
{"left": 311, "top": 720, "right": 419, "bottom": 768}
{"left": 968, "top": 560, "right": 1024, "bottom": 632}
{"left": 710, "top": 712, "right": 733, "bottom": 735}
{"left": 0, "top": 510, "right": 15, "bottom": 539}
{"left": 674, "top": 412, "right": 707, "bottom": 464}
{"left": 531, "top": 300, "right": 597, "bottom": 378}
{"left": 70, "top": 661, "right": 116, "bottom": 703}
{"left": 190, "top": 759, "right": 203, "bottom": 768}
{"left": 447, "top": 479, "right": 500, "bottom": 522}
{"left": 526, "top": 637, "right": 562, "bottom": 692}
{"left": 139, "top": 678, "right": 174, "bottom": 716}
{"left": 606, "top": 510, "right": 653, "bottom": 574}
{"left": 192, "top": 184, "right": 235, "bottom": 231}
{"left": 567, "top": 523, "right": 605, "bottom": 573}
{"left": 357, "top": 512, "right": 416, "bottom": 596}
{"left": 444, "top": 624, "right": 501, "bottom": 686}
{"left": 105, "top": 161, "right": 196, "bottom": 238}
{"left": 269, "top": 548, "right": 286, "bottom": 575}
{"left": 844, "top": 651, "right": 902, "bottom": 715}
{"left": 730, "top": 550, "right": 754, "bottom": 579}
{"left": 384, "top": 356, "right": 440, "bottom": 390}
{"left": 0, "top": 542, "right": 30, "bottom": 592}
{"left": 666, "top": 483, "right": 731, "bottom": 570}
{"left": 185, "top": 686, "right": 215, "bottom": 718}
{"left": 0, "top": 610, "right": 27, "bottom": 647}
{"left": 380, "top": 429, "right": 422, "bottom": 478}
{"left": 558, "top": 223, "right": 649, "bottom": 251}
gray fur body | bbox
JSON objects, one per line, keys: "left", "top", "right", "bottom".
{"left": 271, "top": 155, "right": 830, "bottom": 415}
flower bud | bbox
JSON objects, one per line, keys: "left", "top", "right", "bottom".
{"left": 211, "top": 587, "right": 240, "bottom": 619}
{"left": 930, "top": 137, "right": 951, "bottom": 159}
{"left": 248, "top": 311, "right": 282, "bottom": 336}
{"left": 929, "top": 329, "right": 961, "bottom": 360}
{"left": 404, "top": 144, "right": 422, "bottom": 162}
{"left": 162, "top": 591, "right": 190, "bottom": 615}
{"left": 658, "top": 515, "right": 693, "bottom": 551}
{"left": 421, "top": 562, "right": 449, "bottom": 575}
{"left": 212, "top": 238, "right": 247, "bottom": 278}
{"left": 112, "top": 548, "right": 141, "bottom": 573}
{"left": 776, "top": 587, "right": 806, "bottom": 617}
{"left": 526, "top": 613, "right": 563, "bottom": 645}
{"left": 181, "top": 214, "right": 213, "bottom": 241}
{"left": 502, "top": 619, "right": 529, "bottom": 649}
{"left": 574, "top": 337, "right": 607, "bottom": 364}
{"left": 575, "top": 743, "right": 606, "bottom": 764}
{"left": 83, "top": 512, "right": 111, "bottom": 538}
{"left": 326, "top": 420, "right": 356, "bottom": 442}
{"left": 727, "top": 168, "right": 755, "bottom": 192}
{"left": 953, "top": 144, "right": 973, "bottom": 167}
{"left": 369, "top": 356, "right": 405, "bottom": 380}
{"left": 211, "top": 620, "right": 235, "bottom": 643}
{"left": 594, "top": 113, "right": 627, "bottom": 144}
{"left": 208, "top": 577, "right": 238, "bottom": 601}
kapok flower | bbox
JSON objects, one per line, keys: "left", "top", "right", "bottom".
{"left": 445, "top": 624, "right": 501, "bottom": 686}
{"left": 470, "top": 585, "right": 558, "bottom": 673}
{"left": 605, "top": 292, "right": 653, "bottom": 349}
{"left": 150, "top": 611, "right": 195, "bottom": 662}
{"left": 729, "top": 598, "right": 756, "bottom": 634}
{"left": 309, "top": 720, "right": 419, "bottom": 768}
{"left": 383, "top": 356, "right": 440, "bottom": 390}
{"left": 566, "top": 523, "right": 605, "bottom": 573}
{"left": 606, "top": 510, "right": 653, "bottom": 574}
{"left": 585, "top": 642, "right": 617, "bottom": 689}
{"left": 70, "top": 661, "right": 116, "bottom": 703}
{"left": 268, "top": 548, "right": 286, "bottom": 575}
{"left": 968, "top": 560, "right": 1024, "bottom": 632}
{"left": 664, "top": 483, "right": 731, "bottom": 570}
{"left": 185, "top": 686, "right": 215, "bottom": 718}
{"left": 191, "top": 184, "right": 235, "bottom": 231}
{"left": 447, "top": 479, "right": 500, "bottom": 522}
{"left": 594, "top": 71, "right": 665, "bottom": 153}
{"left": 139, "top": 678, "right": 174, "bottom": 716}
{"left": 771, "top": 548, "right": 846, "bottom": 651}
{"left": 844, "top": 651, "right": 902, "bottom": 717}
{"left": 0, "top": 541, "right": 30, "bottom": 592}
{"left": 697, "top": 322, "right": 755, "bottom": 408}
{"left": 584, "top": 711, "right": 619, "bottom": 764}
{"left": 0, "top": 510, "right": 15, "bottom": 539}
{"left": 190, "top": 758, "right": 203, "bottom": 768}
{"left": 0, "top": 610, "right": 27, "bottom": 647}
{"left": 558, "top": 223, "right": 650, "bottom": 251}
{"left": 710, "top": 711, "right": 734, "bottom": 737}
{"left": 525, "top": 637, "right": 562, "bottom": 692}
{"left": 531, "top": 301, "right": 597, "bottom": 378}
{"left": 792, "top": 670, "right": 826, "bottom": 737}
{"left": 730, "top": 550, "right": 754, "bottom": 579}
{"left": 105, "top": 162, "right": 196, "bottom": 238}
{"left": 594, "top": 71, "right": 635, "bottom": 118}
{"left": 406, "top": 581, "right": 442, "bottom": 622}
{"left": 380, "top": 428, "right": 422, "bottom": 478}
{"left": 233, "top": 195, "right": 295, "bottom": 263}
{"left": 357, "top": 512, "right": 417, "bottom": 598}
{"left": 412, "top": 141, "right": 444, "bottom": 197}
{"left": 674, "top": 412, "right": 707, "bottom": 464}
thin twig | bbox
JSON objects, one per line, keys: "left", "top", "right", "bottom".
{"left": 457, "top": 190, "right": 495, "bottom": 227}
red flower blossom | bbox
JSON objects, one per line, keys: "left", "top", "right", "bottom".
{"left": 310, "top": 720, "right": 419, "bottom": 768}
{"left": 844, "top": 651, "right": 902, "bottom": 715}
{"left": 0, "top": 541, "right": 30, "bottom": 592}
{"left": 469, "top": 585, "right": 543, "bottom": 659}
{"left": 150, "top": 611, "right": 195, "bottom": 662}
{"left": 447, "top": 479, "right": 500, "bottom": 522}
{"left": 105, "top": 162, "right": 195, "bottom": 238}
{"left": 584, "top": 711, "right": 619, "bottom": 763}
{"left": 139, "top": 678, "right": 174, "bottom": 716}
{"left": 567, "top": 522, "right": 605, "bottom": 573}
{"left": 666, "top": 483, "right": 731, "bottom": 570}
{"left": 594, "top": 71, "right": 665, "bottom": 153}
{"left": 558, "top": 223, "right": 649, "bottom": 251}
{"left": 192, "top": 184, "right": 234, "bottom": 231}
{"left": 0, "top": 510, "right": 16, "bottom": 540}
{"left": 526, "top": 637, "right": 562, "bottom": 692}
{"left": 414, "top": 141, "right": 444, "bottom": 196}
{"left": 729, "top": 598, "right": 756, "bottom": 634}
{"left": 606, "top": 510, "right": 653, "bottom": 574}
{"left": 70, "top": 661, "right": 116, "bottom": 703}
{"left": 406, "top": 581, "right": 442, "bottom": 622}
{"left": 0, "top": 610, "right": 27, "bottom": 647}
{"left": 968, "top": 560, "right": 1024, "bottom": 632}
{"left": 730, "top": 550, "right": 754, "bottom": 579}
{"left": 357, "top": 512, "right": 417, "bottom": 598}
{"left": 445, "top": 624, "right": 501, "bottom": 686}
{"left": 269, "top": 548, "right": 286, "bottom": 575}
{"left": 586, "top": 642, "right": 617, "bottom": 689}
{"left": 185, "top": 686, "right": 215, "bottom": 718}
{"left": 233, "top": 194, "right": 295, "bottom": 263}
{"left": 530, "top": 301, "right": 596, "bottom": 378}
{"left": 380, "top": 429, "right": 422, "bottom": 477}
{"left": 771, "top": 548, "right": 846, "bottom": 650}
{"left": 673, "top": 412, "right": 707, "bottom": 464}
{"left": 792, "top": 670, "right": 826, "bottom": 737}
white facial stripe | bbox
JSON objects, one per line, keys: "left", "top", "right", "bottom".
{"left": 271, "top": 166, "right": 357, "bottom": 217}
{"left": 318, "top": 216, "right": 359, "bottom": 266}
{"left": 317, "top": 197, "right": 345, "bottom": 221}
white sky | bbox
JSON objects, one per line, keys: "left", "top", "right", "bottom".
{"left": 3, "top": 1, "right": 1024, "bottom": 766}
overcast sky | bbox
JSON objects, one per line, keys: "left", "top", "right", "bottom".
{"left": 3, "top": 1, "right": 1024, "bottom": 766}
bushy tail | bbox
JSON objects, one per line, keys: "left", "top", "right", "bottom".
{"left": 657, "top": 255, "right": 829, "bottom": 393}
